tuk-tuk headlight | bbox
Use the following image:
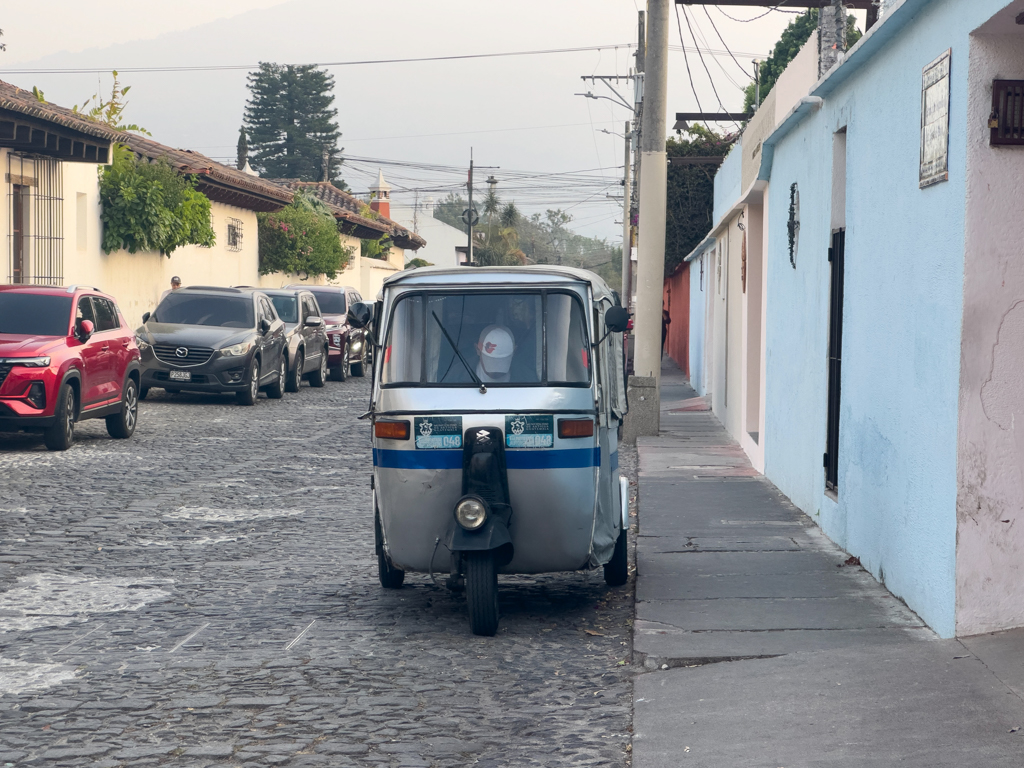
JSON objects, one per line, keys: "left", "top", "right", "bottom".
{"left": 455, "top": 496, "right": 488, "bottom": 531}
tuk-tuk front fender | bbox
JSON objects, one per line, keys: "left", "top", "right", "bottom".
{"left": 448, "top": 516, "right": 514, "bottom": 566}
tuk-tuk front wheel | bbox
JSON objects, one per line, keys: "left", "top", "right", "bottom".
{"left": 603, "top": 528, "right": 628, "bottom": 587}
{"left": 375, "top": 511, "right": 405, "bottom": 589}
{"left": 465, "top": 551, "right": 500, "bottom": 636}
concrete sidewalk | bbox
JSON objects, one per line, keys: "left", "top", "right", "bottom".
{"left": 631, "top": 359, "right": 1024, "bottom": 767}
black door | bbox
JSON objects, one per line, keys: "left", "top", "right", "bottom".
{"left": 11, "top": 184, "right": 27, "bottom": 283}
{"left": 824, "top": 229, "right": 845, "bottom": 491}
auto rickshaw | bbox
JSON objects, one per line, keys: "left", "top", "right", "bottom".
{"left": 348, "top": 266, "right": 630, "bottom": 635}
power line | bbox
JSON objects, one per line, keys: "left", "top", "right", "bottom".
{"left": 680, "top": 5, "right": 738, "bottom": 128}
{"left": 0, "top": 43, "right": 769, "bottom": 77}
{"left": 714, "top": 0, "right": 803, "bottom": 23}
{"left": 701, "top": 6, "right": 753, "bottom": 80}
{"left": 675, "top": 4, "right": 708, "bottom": 129}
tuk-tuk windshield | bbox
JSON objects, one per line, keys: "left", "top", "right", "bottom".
{"left": 381, "top": 291, "right": 590, "bottom": 387}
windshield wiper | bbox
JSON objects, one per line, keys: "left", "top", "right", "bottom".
{"left": 431, "top": 311, "right": 486, "bottom": 393}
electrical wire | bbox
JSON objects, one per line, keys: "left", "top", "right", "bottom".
{"left": 674, "top": 4, "right": 709, "bottom": 129}
{"left": 714, "top": 0, "right": 802, "bottom": 23}
{"left": 680, "top": 5, "right": 739, "bottom": 129}
{"left": 701, "top": 6, "right": 753, "bottom": 80}
{"left": 685, "top": 9, "right": 746, "bottom": 92}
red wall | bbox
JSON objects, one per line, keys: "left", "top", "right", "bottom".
{"left": 663, "top": 262, "right": 689, "bottom": 375}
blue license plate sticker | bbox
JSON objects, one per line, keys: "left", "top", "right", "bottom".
{"left": 414, "top": 416, "right": 463, "bottom": 449}
{"left": 505, "top": 415, "right": 554, "bottom": 448}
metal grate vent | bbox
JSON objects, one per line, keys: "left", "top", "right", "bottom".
{"left": 7, "top": 154, "right": 63, "bottom": 285}
{"left": 991, "top": 80, "right": 1024, "bottom": 146}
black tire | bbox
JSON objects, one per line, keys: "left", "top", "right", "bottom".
{"left": 43, "top": 382, "right": 76, "bottom": 451}
{"left": 465, "top": 551, "right": 500, "bottom": 636}
{"left": 266, "top": 357, "right": 285, "bottom": 399}
{"left": 106, "top": 377, "right": 139, "bottom": 439}
{"left": 351, "top": 342, "right": 366, "bottom": 378}
{"left": 236, "top": 358, "right": 260, "bottom": 406}
{"left": 603, "top": 528, "right": 629, "bottom": 587}
{"left": 286, "top": 351, "right": 303, "bottom": 393}
{"left": 308, "top": 347, "right": 328, "bottom": 388}
{"left": 139, "top": 386, "right": 149, "bottom": 401}
{"left": 331, "top": 344, "right": 349, "bottom": 382}
{"left": 375, "top": 511, "right": 405, "bottom": 589}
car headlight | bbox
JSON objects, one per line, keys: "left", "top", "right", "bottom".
{"left": 454, "top": 496, "right": 488, "bottom": 531}
{"left": 135, "top": 336, "right": 150, "bottom": 350}
{"left": 219, "top": 342, "right": 253, "bottom": 357}
{"left": 2, "top": 357, "right": 50, "bottom": 368}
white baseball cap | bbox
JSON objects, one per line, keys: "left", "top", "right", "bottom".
{"left": 478, "top": 325, "right": 514, "bottom": 373}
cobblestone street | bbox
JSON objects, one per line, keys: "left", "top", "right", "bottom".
{"left": 0, "top": 378, "right": 634, "bottom": 767}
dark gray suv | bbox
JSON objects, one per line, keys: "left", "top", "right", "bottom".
{"left": 137, "top": 287, "right": 288, "bottom": 405}
{"left": 263, "top": 289, "right": 330, "bottom": 393}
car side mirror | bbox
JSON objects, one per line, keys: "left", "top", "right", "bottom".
{"left": 141, "top": 311, "right": 151, "bottom": 324}
{"left": 304, "top": 316, "right": 324, "bottom": 328}
{"left": 604, "top": 306, "right": 629, "bottom": 334}
{"left": 260, "top": 318, "right": 272, "bottom": 334}
{"left": 77, "top": 319, "right": 95, "bottom": 342}
{"left": 347, "top": 301, "right": 373, "bottom": 329}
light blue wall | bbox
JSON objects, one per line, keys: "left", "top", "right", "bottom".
{"left": 761, "top": 0, "right": 1003, "bottom": 638}
{"left": 688, "top": 253, "right": 707, "bottom": 394}
{"left": 714, "top": 142, "right": 742, "bottom": 224}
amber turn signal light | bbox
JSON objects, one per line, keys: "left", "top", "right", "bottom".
{"left": 558, "top": 418, "right": 594, "bottom": 439}
{"left": 375, "top": 420, "right": 410, "bottom": 440}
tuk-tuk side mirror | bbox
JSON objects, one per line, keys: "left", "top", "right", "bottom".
{"left": 348, "top": 301, "right": 374, "bottom": 329}
{"left": 604, "top": 306, "right": 630, "bottom": 334}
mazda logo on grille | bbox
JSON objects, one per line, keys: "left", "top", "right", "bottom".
{"left": 175, "top": 347, "right": 189, "bottom": 358}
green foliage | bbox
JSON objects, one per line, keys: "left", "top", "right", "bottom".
{"left": 0, "top": 28, "right": 6, "bottom": 52}
{"left": 245, "top": 63, "right": 345, "bottom": 186}
{"left": 406, "top": 257, "right": 434, "bottom": 269}
{"left": 742, "top": 12, "right": 861, "bottom": 114}
{"left": 665, "top": 126, "right": 734, "bottom": 277}
{"left": 499, "top": 202, "right": 520, "bottom": 229}
{"left": 99, "top": 145, "right": 215, "bottom": 255}
{"left": 237, "top": 127, "right": 248, "bottom": 171}
{"left": 361, "top": 235, "right": 392, "bottom": 260}
{"left": 32, "top": 86, "right": 44, "bottom": 102}
{"left": 257, "top": 196, "right": 351, "bottom": 279}
{"left": 72, "top": 71, "right": 150, "bottom": 135}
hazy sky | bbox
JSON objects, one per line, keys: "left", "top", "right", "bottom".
{"left": 0, "top": 2, "right": 858, "bottom": 241}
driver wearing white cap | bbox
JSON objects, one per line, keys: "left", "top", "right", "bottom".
{"left": 475, "top": 324, "right": 515, "bottom": 383}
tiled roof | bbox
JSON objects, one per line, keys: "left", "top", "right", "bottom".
{"left": 272, "top": 180, "right": 426, "bottom": 250}
{"left": 0, "top": 80, "right": 119, "bottom": 142}
{"left": 119, "top": 134, "right": 294, "bottom": 212}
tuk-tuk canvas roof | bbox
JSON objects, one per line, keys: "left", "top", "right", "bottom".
{"left": 381, "top": 265, "right": 618, "bottom": 304}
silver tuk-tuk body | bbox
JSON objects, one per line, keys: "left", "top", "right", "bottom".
{"left": 357, "top": 266, "right": 630, "bottom": 635}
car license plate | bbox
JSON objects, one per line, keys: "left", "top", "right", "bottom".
{"left": 169, "top": 370, "right": 191, "bottom": 382}
{"left": 506, "top": 415, "right": 554, "bottom": 448}
{"left": 414, "top": 416, "right": 462, "bottom": 449}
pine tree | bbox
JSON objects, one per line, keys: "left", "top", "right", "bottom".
{"left": 236, "top": 126, "right": 248, "bottom": 171}
{"left": 244, "top": 63, "right": 345, "bottom": 185}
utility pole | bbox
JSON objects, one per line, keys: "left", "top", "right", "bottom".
{"left": 631, "top": 0, "right": 669, "bottom": 434}
{"left": 467, "top": 149, "right": 474, "bottom": 265}
{"left": 621, "top": 120, "right": 632, "bottom": 303}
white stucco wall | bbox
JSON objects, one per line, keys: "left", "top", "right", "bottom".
{"left": 956, "top": 15, "right": 1024, "bottom": 636}
{"left": 391, "top": 203, "right": 463, "bottom": 269}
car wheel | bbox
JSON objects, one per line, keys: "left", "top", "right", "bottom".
{"left": 465, "top": 552, "right": 500, "bottom": 636}
{"left": 237, "top": 359, "right": 260, "bottom": 405}
{"left": 603, "top": 527, "right": 628, "bottom": 587}
{"left": 351, "top": 343, "right": 366, "bottom": 378}
{"left": 106, "top": 378, "right": 139, "bottom": 439}
{"left": 375, "top": 510, "right": 405, "bottom": 589}
{"left": 286, "top": 351, "right": 303, "bottom": 393}
{"left": 309, "top": 347, "right": 328, "bottom": 388}
{"left": 266, "top": 357, "right": 285, "bottom": 399}
{"left": 331, "top": 345, "right": 347, "bottom": 381}
{"left": 139, "top": 386, "right": 149, "bottom": 401}
{"left": 43, "top": 382, "right": 76, "bottom": 451}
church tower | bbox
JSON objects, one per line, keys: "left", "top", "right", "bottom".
{"left": 369, "top": 169, "right": 391, "bottom": 219}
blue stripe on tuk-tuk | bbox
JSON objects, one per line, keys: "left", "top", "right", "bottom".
{"left": 373, "top": 447, "right": 601, "bottom": 470}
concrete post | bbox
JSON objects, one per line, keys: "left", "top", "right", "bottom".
{"left": 621, "top": 121, "right": 632, "bottom": 304}
{"left": 628, "top": 0, "right": 669, "bottom": 439}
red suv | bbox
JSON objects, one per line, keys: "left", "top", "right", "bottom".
{"left": 0, "top": 285, "right": 141, "bottom": 450}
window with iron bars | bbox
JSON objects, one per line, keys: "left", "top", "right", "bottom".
{"left": 7, "top": 154, "right": 63, "bottom": 285}
{"left": 226, "top": 217, "right": 243, "bottom": 252}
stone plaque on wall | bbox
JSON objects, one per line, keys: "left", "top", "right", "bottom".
{"left": 920, "top": 49, "right": 952, "bottom": 189}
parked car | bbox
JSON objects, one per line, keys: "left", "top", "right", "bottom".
{"left": 136, "top": 286, "right": 287, "bottom": 405}
{"left": 285, "top": 285, "right": 368, "bottom": 380}
{"left": 0, "top": 285, "right": 141, "bottom": 450}
{"left": 261, "top": 289, "right": 330, "bottom": 392}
